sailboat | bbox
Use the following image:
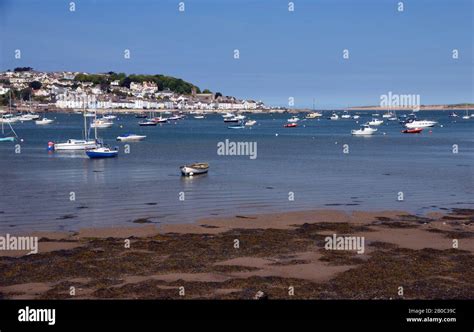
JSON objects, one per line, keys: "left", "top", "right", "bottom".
{"left": 53, "top": 109, "right": 98, "bottom": 151}
{"left": 85, "top": 114, "right": 118, "bottom": 159}
{"left": 1, "top": 95, "right": 19, "bottom": 142}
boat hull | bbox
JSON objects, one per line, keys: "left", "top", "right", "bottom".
{"left": 0, "top": 137, "right": 15, "bottom": 142}
{"left": 180, "top": 166, "right": 208, "bottom": 176}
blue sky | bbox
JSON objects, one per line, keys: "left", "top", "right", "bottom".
{"left": 0, "top": 0, "right": 472, "bottom": 108}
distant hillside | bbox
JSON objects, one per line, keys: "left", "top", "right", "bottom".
{"left": 74, "top": 72, "right": 201, "bottom": 95}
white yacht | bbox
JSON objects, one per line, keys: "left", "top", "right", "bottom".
{"left": 341, "top": 111, "right": 351, "bottom": 119}
{"left": 245, "top": 120, "right": 257, "bottom": 126}
{"left": 306, "top": 112, "right": 322, "bottom": 119}
{"left": 54, "top": 139, "right": 98, "bottom": 150}
{"left": 116, "top": 134, "right": 146, "bottom": 142}
{"left": 351, "top": 124, "right": 377, "bottom": 136}
{"left": 405, "top": 119, "right": 437, "bottom": 128}
{"left": 329, "top": 113, "right": 339, "bottom": 120}
{"left": 287, "top": 116, "right": 300, "bottom": 123}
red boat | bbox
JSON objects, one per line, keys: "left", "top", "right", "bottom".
{"left": 284, "top": 123, "right": 298, "bottom": 128}
{"left": 402, "top": 128, "right": 423, "bottom": 134}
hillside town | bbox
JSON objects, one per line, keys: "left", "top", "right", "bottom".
{"left": 0, "top": 68, "right": 273, "bottom": 113}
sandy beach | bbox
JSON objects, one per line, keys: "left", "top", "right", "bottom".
{"left": 1, "top": 208, "right": 472, "bottom": 300}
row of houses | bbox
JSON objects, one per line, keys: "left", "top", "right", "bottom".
{"left": 1, "top": 69, "right": 267, "bottom": 111}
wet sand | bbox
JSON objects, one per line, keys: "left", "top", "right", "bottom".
{"left": 0, "top": 208, "right": 473, "bottom": 299}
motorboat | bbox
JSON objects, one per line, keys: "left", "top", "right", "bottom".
{"left": 287, "top": 116, "right": 300, "bottom": 123}
{"left": 284, "top": 123, "right": 298, "bottom": 128}
{"left": 116, "top": 134, "right": 146, "bottom": 141}
{"left": 368, "top": 119, "right": 383, "bottom": 126}
{"left": 35, "top": 117, "right": 54, "bottom": 125}
{"left": 194, "top": 115, "right": 205, "bottom": 119}
{"left": 329, "top": 113, "right": 339, "bottom": 120}
{"left": 180, "top": 162, "right": 209, "bottom": 176}
{"left": 245, "top": 120, "right": 257, "bottom": 126}
{"left": 351, "top": 124, "right": 377, "bottom": 136}
{"left": 306, "top": 112, "right": 322, "bottom": 119}
{"left": 168, "top": 114, "right": 185, "bottom": 121}
{"left": 102, "top": 114, "right": 117, "bottom": 120}
{"left": 352, "top": 115, "right": 360, "bottom": 120}
{"left": 402, "top": 128, "right": 423, "bottom": 134}
{"left": 382, "top": 112, "right": 394, "bottom": 118}
{"left": 404, "top": 119, "right": 437, "bottom": 128}
{"left": 234, "top": 114, "right": 246, "bottom": 121}
{"left": 86, "top": 146, "right": 119, "bottom": 159}
{"left": 341, "top": 112, "right": 351, "bottom": 119}
{"left": 91, "top": 118, "right": 113, "bottom": 128}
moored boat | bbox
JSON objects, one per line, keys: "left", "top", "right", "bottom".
{"left": 402, "top": 128, "right": 423, "bottom": 134}
{"left": 180, "top": 162, "right": 209, "bottom": 176}
{"left": 91, "top": 118, "right": 113, "bottom": 128}
{"left": 284, "top": 123, "right": 298, "bottom": 128}
{"left": 404, "top": 119, "right": 437, "bottom": 128}
{"left": 139, "top": 120, "right": 158, "bottom": 126}
{"left": 245, "top": 120, "right": 257, "bottom": 126}
{"left": 35, "top": 117, "right": 54, "bottom": 125}
{"left": 54, "top": 139, "right": 98, "bottom": 150}
{"left": 368, "top": 118, "right": 383, "bottom": 126}
{"left": 351, "top": 124, "right": 377, "bottom": 136}
{"left": 86, "top": 146, "right": 119, "bottom": 159}
{"left": 116, "top": 134, "right": 146, "bottom": 141}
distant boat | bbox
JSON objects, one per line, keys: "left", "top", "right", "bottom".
{"left": 86, "top": 146, "right": 118, "bottom": 159}
{"left": 135, "top": 113, "right": 148, "bottom": 118}
{"left": 287, "top": 116, "right": 300, "bottom": 123}
{"left": 329, "top": 113, "right": 339, "bottom": 120}
{"left": 341, "top": 111, "right": 351, "bottom": 119}
{"left": 180, "top": 162, "right": 209, "bottom": 176}
{"left": 228, "top": 124, "right": 245, "bottom": 129}
{"left": 0, "top": 114, "right": 19, "bottom": 123}
{"left": 367, "top": 119, "right": 383, "bottom": 126}
{"left": 222, "top": 112, "right": 234, "bottom": 118}
{"left": 306, "top": 112, "right": 322, "bottom": 119}
{"left": 84, "top": 112, "right": 96, "bottom": 118}
{"left": 91, "top": 118, "right": 113, "bottom": 128}
{"left": 382, "top": 112, "right": 394, "bottom": 118}
{"left": 234, "top": 114, "right": 246, "bottom": 121}
{"left": 35, "top": 117, "right": 54, "bottom": 125}
{"left": 102, "top": 114, "right": 117, "bottom": 120}
{"left": 116, "top": 134, "right": 146, "bottom": 142}
{"left": 372, "top": 113, "right": 381, "bottom": 117}
{"left": 284, "top": 123, "right": 298, "bottom": 128}
{"left": 352, "top": 115, "right": 360, "bottom": 119}
{"left": 168, "top": 115, "right": 184, "bottom": 121}
{"left": 402, "top": 128, "right": 423, "bottom": 134}
{"left": 139, "top": 120, "right": 157, "bottom": 126}
{"left": 245, "top": 120, "right": 257, "bottom": 126}
{"left": 1, "top": 94, "right": 19, "bottom": 142}
{"left": 351, "top": 124, "right": 377, "bottom": 136}
{"left": 194, "top": 115, "right": 205, "bottom": 119}
{"left": 449, "top": 112, "right": 458, "bottom": 118}
{"left": 153, "top": 116, "right": 168, "bottom": 123}
{"left": 19, "top": 113, "right": 40, "bottom": 121}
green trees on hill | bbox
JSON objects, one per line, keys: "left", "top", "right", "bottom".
{"left": 74, "top": 72, "right": 200, "bottom": 95}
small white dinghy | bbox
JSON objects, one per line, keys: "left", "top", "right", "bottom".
{"left": 180, "top": 162, "right": 209, "bottom": 176}
{"left": 116, "top": 134, "right": 147, "bottom": 142}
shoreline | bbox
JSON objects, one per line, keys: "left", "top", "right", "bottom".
{"left": 1, "top": 208, "right": 472, "bottom": 299}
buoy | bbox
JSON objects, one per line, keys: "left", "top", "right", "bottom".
{"left": 275, "top": 133, "right": 279, "bottom": 136}
{"left": 47, "top": 141, "right": 55, "bottom": 151}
